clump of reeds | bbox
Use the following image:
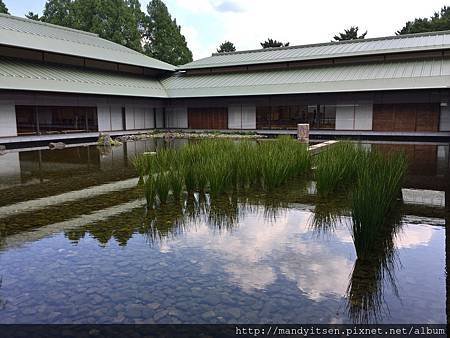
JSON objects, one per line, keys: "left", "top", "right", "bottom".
{"left": 314, "top": 141, "right": 364, "bottom": 196}
{"left": 351, "top": 151, "right": 407, "bottom": 252}
{"left": 133, "top": 136, "right": 311, "bottom": 207}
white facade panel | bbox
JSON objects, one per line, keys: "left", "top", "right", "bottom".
{"left": 228, "top": 105, "right": 242, "bottom": 129}
{"left": 144, "top": 108, "right": 155, "bottom": 129}
{"left": 354, "top": 103, "right": 373, "bottom": 130}
{"left": 166, "top": 107, "right": 187, "bottom": 129}
{"left": 134, "top": 107, "right": 145, "bottom": 130}
{"left": 440, "top": 105, "right": 450, "bottom": 131}
{"left": 155, "top": 108, "right": 164, "bottom": 128}
{"left": 0, "top": 101, "right": 17, "bottom": 137}
{"left": 97, "top": 104, "right": 111, "bottom": 131}
{"left": 241, "top": 105, "right": 256, "bottom": 129}
{"left": 227, "top": 104, "right": 256, "bottom": 129}
{"left": 335, "top": 105, "right": 354, "bottom": 130}
{"left": 125, "top": 105, "right": 135, "bottom": 130}
{"left": 110, "top": 105, "right": 123, "bottom": 131}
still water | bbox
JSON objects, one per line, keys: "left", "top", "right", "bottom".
{"left": 0, "top": 140, "right": 448, "bottom": 324}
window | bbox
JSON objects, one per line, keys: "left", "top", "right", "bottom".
{"left": 16, "top": 105, "right": 98, "bottom": 136}
{"left": 256, "top": 104, "right": 336, "bottom": 130}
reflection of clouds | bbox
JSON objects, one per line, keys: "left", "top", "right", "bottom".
{"left": 395, "top": 224, "right": 434, "bottom": 249}
{"left": 279, "top": 242, "right": 353, "bottom": 301}
{"left": 165, "top": 206, "right": 355, "bottom": 301}
{"left": 225, "top": 263, "right": 276, "bottom": 292}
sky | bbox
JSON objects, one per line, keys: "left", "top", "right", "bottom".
{"left": 3, "top": 0, "right": 450, "bottom": 60}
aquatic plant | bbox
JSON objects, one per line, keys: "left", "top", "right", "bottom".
{"left": 314, "top": 141, "right": 363, "bottom": 196}
{"left": 143, "top": 175, "right": 157, "bottom": 208}
{"left": 351, "top": 151, "right": 407, "bottom": 254}
{"left": 168, "top": 169, "right": 185, "bottom": 201}
{"left": 134, "top": 136, "right": 311, "bottom": 204}
{"left": 154, "top": 171, "right": 171, "bottom": 204}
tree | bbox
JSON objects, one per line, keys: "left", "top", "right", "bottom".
{"left": 260, "top": 38, "right": 289, "bottom": 48}
{"left": 71, "top": 0, "right": 143, "bottom": 52}
{"left": 397, "top": 6, "right": 450, "bottom": 34}
{"left": 41, "top": 0, "right": 74, "bottom": 27}
{"left": 33, "top": 0, "right": 144, "bottom": 53}
{"left": 143, "top": 0, "right": 193, "bottom": 65}
{"left": 25, "top": 12, "right": 42, "bottom": 20}
{"left": 0, "top": 0, "right": 9, "bottom": 14}
{"left": 333, "top": 26, "right": 367, "bottom": 41}
{"left": 217, "top": 41, "right": 236, "bottom": 53}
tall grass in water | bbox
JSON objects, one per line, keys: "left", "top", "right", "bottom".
{"left": 351, "top": 151, "right": 407, "bottom": 256}
{"left": 315, "top": 142, "right": 363, "bottom": 196}
{"left": 134, "top": 136, "right": 311, "bottom": 207}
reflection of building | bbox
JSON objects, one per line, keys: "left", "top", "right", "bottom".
{"left": 1, "top": 14, "right": 450, "bottom": 145}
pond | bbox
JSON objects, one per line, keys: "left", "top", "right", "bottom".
{"left": 0, "top": 139, "right": 448, "bottom": 324}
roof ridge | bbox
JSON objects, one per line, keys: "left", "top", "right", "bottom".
{"left": 211, "top": 30, "right": 450, "bottom": 57}
{"left": 0, "top": 13, "right": 99, "bottom": 37}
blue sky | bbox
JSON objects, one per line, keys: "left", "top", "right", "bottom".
{"left": 3, "top": 0, "right": 450, "bottom": 59}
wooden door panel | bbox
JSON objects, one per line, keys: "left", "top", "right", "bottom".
{"left": 188, "top": 107, "right": 228, "bottom": 129}
{"left": 373, "top": 104, "right": 394, "bottom": 131}
{"left": 393, "top": 104, "right": 415, "bottom": 132}
{"left": 374, "top": 103, "right": 439, "bottom": 132}
{"left": 415, "top": 103, "right": 439, "bottom": 132}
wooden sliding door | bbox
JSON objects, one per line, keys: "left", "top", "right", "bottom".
{"left": 373, "top": 103, "right": 439, "bottom": 132}
{"left": 188, "top": 107, "right": 228, "bottom": 129}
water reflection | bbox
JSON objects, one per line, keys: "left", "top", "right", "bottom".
{"left": 0, "top": 141, "right": 447, "bottom": 324}
{"left": 309, "top": 195, "right": 404, "bottom": 323}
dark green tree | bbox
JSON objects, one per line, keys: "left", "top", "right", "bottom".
{"left": 0, "top": 0, "right": 9, "bottom": 14}
{"left": 71, "top": 0, "right": 143, "bottom": 52}
{"left": 32, "top": 0, "right": 144, "bottom": 53}
{"left": 260, "top": 38, "right": 289, "bottom": 48}
{"left": 143, "top": 0, "right": 193, "bottom": 65}
{"left": 41, "top": 0, "right": 74, "bottom": 26}
{"left": 25, "top": 12, "right": 42, "bottom": 20}
{"left": 397, "top": 6, "right": 450, "bottom": 34}
{"left": 217, "top": 40, "right": 236, "bottom": 53}
{"left": 333, "top": 26, "right": 367, "bottom": 41}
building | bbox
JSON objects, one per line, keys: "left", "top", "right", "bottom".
{"left": 1, "top": 13, "right": 450, "bottom": 146}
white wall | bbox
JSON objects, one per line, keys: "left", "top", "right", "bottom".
{"left": 228, "top": 104, "right": 256, "bottom": 129}
{"left": 166, "top": 107, "right": 188, "bottom": 129}
{"left": 155, "top": 108, "right": 164, "bottom": 128}
{"left": 228, "top": 105, "right": 241, "bottom": 129}
{"left": 440, "top": 105, "right": 450, "bottom": 131}
{"left": 134, "top": 107, "right": 145, "bottom": 129}
{"left": 336, "top": 103, "right": 373, "bottom": 130}
{"left": 355, "top": 103, "right": 373, "bottom": 130}
{"left": 0, "top": 101, "right": 17, "bottom": 137}
{"left": 242, "top": 105, "right": 256, "bottom": 129}
{"left": 96, "top": 105, "right": 111, "bottom": 131}
{"left": 144, "top": 107, "right": 155, "bottom": 129}
{"left": 335, "top": 105, "right": 354, "bottom": 130}
{"left": 110, "top": 105, "right": 123, "bottom": 131}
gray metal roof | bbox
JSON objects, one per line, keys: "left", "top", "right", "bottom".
{"left": 180, "top": 31, "right": 450, "bottom": 70}
{"left": 0, "top": 14, "right": 175, "bottom": 72}
{"left": 0, "top": 57, "right": 168, "bottom": 98}
{"left": 162, "top": 58, "right": 450, "bottom": 97}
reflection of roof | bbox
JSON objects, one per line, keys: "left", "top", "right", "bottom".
{"left": 162, "top": 58, "right": 450, "bottom": 98}
{"left": 180, "top": 30, "right": 450, "bottom": 70}
{"left": 0, "top": 57, "right": 168, "bottom": 98}
{"left": 0, "top": 14, "right": 175, "bottom": 71}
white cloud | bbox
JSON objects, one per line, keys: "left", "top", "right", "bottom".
{"left": 214, "top": 1, "right": 244, "bottom": 13}
{"left": 169, "top": 0, "right": 450, "bottom": 59}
